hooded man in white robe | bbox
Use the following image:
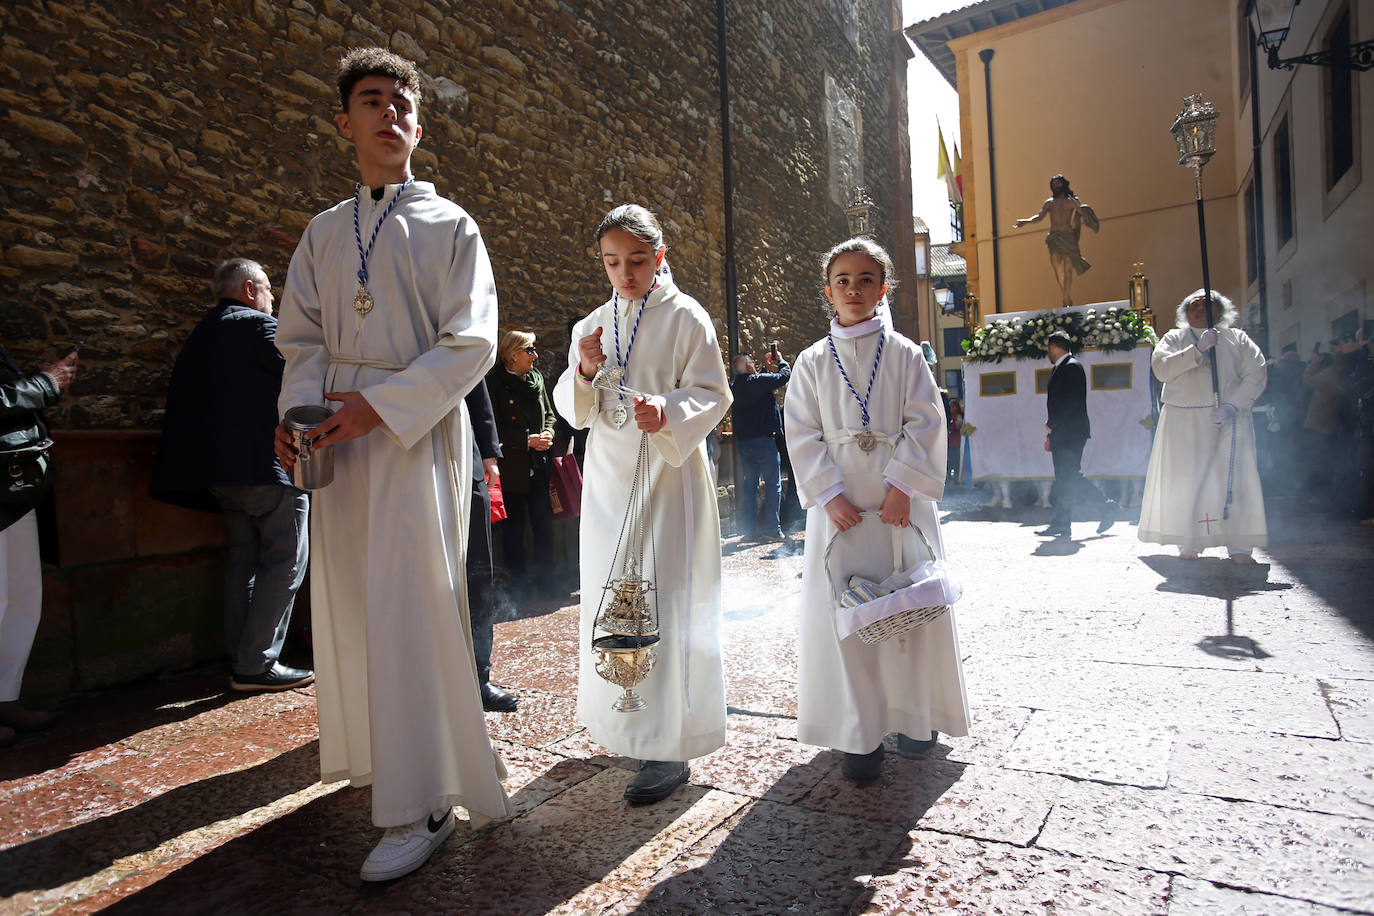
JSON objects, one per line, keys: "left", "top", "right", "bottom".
{"left": 1139, "top": 289, "right": 1268, "bottom": 561}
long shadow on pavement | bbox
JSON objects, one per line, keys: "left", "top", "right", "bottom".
{"left": 0, "top": 670, "right": 244, "bottom": 787}
{"left": 629, "top": 748, "right": 965, "bottom": 914}
{"left": 0, "top": 741, "right": 321, "bottom": 902}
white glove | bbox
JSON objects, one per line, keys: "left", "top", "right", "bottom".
{"left": 1196, "top": 328, "right": 1219, "bottom": 353}
{"left": 1211, "top": 402, "right": 1238, "bottom": 426}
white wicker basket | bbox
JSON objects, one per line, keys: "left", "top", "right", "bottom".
{"left": 829, "top": 521, "right": 952, "bottom": 644}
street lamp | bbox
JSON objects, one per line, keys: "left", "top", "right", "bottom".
{"left": 1248, "top": 0, "right": 1374, "bottom": 70}
{"left": 844, "top": 187, "right": 875, "bottom": 236}
{"left": 1170, "top": 93, "right": 1221, "bottom": 407}
{"left": 934, "top": 280, "right": 954, "bottom": 312}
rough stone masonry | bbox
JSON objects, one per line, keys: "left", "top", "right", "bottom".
{"left": 0, "top": 0, "right": 904, "bottom": 430}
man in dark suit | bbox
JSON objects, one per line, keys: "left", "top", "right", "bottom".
{"left": 464, "top": 380, "right": 517, "bottom": 711}
{"left": 1040, "top": 331, "right": 1116, "bottom": 538}
{"left": 151, "top": 259, "right": 314, "bottom": 691}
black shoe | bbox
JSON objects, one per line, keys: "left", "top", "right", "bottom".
{"left": 230, "top": 662, "right": 315, "bottom": 692}
{"left": 841, "top": 745, "right": 885, "bottom": 784}
{"left": 1037, "top": 524, "right": 1069, "bottom": 537}
{"left": 624, "top": 760, "right": 690, "bottom": 804}
{"left": 480, "top": 682, "right": 519, "bottom": 712}
{"left": 896, "top": 731, "right": 939, "bottom": 755}
{"left": 1096, "top": 500, "right": 1118, "bottom": 534}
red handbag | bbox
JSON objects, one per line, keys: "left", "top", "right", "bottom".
{"left": 549, "top": 454, "right": 582, "bottom": 519}
{"left": 488, "top": 473, "right": 507, "bottom": 523}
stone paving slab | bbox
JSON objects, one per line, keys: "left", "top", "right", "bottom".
{"left": 800, "top": 755, "right": 1065, "bottom": 847}
{"left": 962, "top": 654, "right": 1338, "bottom": 737}
{"left": 852, "top": 830, "right": 1170, "bottom": 915}
{"left": 1167, "top": 877, "right": 1358, "bottom": 915}
{"left": 939, "top": 703, "right": 1031, "bottom": 767}
{"left": 685, "top": 727, "right": 834, "bottom": 803}
{"left": 491, "top": 766, "right": 748, "bottom": 891}
{"left": 1169, "top": 729, "right": 1374, "bottom": 819}
{"left": 4, "top": 505, "right": 1373, "bottom": 914}
{"left": 480, "top": 689, "right": 582, "bottom": 749}
{"left": 1004, "top": 709, "right": 1174, "bottom": 787}
{"left": 1038, "top": 781, "right": 1374, "bottom": 911}
{"left": 630, "top": 798, "right": 909, "bottom": 914}
{"left": 1325, "top": 676, "right": 1374, "bottom": 743}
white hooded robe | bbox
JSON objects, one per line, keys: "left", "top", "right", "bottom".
{"left": 276, "top": 181, "right": 511, "bottom": 827}
{"left": 784, "top": 318, "right": 970, "bottom": 754}
{"left": 553, "top": 278, "right": 731, "bottom": 761}
{"left": 1139, "top": 326, "right": 1268, "bottom": 551}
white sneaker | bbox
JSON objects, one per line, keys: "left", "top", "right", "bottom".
{"left": 359, "top": 807, "right": 456, "bottom": 882}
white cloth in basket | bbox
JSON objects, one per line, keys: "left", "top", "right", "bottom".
{"left": 835, "top": 559, "right": 962, "bottom": 641}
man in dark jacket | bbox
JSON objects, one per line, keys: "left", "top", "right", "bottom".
{"left": 464, "top": 379, "right": 517, "bottom": 711}
{"left": 729, "top": 349, "right": 791, "bottom": 540}
{"left": 150, "top": 259, "right": 313, "bottom": 692}
{"left": 1040, "top": 331, "right": 1115, "bottom": 538}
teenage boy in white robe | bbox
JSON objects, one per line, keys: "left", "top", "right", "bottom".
{"left": 1138, "top": 289, "right": 1268, "bottom": 561}
{"left": 554, "top": 204, "right": 731, "bottom": 805}
{"left": 274, "top": 48, "right": 510, "bottom": 882}
{"left": 784, "top": 237, "right": 970, "bottom": 785}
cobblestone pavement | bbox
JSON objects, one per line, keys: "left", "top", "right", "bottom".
{"left": 2, "top": 487, "right": 1372, "bottom": 914}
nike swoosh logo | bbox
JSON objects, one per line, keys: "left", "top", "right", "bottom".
{"left": 427, "top": 811, "right": 449, "bottom": 833}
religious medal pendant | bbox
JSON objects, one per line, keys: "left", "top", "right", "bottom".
{"left": 352, "top": 284, "right": 374, "bottom": 316}
{"left": 611, "top": 404, "right": 629, "bottom": 429}
{"left": 857, "top": 428, "right": 878, "bottom": 453}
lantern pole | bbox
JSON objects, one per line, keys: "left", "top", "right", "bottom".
{"left": 1170, "top": 94, "right": 1222, "bottom": 406}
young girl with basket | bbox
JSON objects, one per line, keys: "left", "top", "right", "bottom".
{"left": 783, "top": 237, "right": 970, "bottom": 784}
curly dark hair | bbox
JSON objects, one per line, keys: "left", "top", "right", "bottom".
{"left": 337, "top": 47, "right": 422, "bottom": 112}
{"left": 1049, "top": 174, "right": 1076, "bottom": 199}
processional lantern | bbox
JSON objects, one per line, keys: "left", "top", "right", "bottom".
{"left": 1128, "top": 262, "right": 1153, "bottom": 327}
{"left": 1170, "top": 93, "right": 1222, "bottom": 404}
{"left": 962, "top": 292, "right": 980, "bottom": 336}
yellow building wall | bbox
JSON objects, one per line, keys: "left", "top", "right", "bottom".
{"left": 951, "top": 0, "right": 1243, "bottom": 323}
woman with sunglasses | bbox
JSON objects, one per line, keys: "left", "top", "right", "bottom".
{"left": 487, "top": 329, "right": 557, "bottom": 595}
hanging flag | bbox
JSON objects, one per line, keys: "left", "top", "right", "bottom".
{"left": 936, "top": 123, "right": 962, "bottom": 205}
{"left": 953, "top": 138, "right": 963, "bottom": 199}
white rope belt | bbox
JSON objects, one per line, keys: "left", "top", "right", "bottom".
{"left": 328, "top": 355, "right": 406, "bottom": 372}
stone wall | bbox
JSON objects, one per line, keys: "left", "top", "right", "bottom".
{"left": 1, "top": 0, "right": 905, "bottom": 428}
{"left": 0, "top": 0, "right": 909, "bottom": 695}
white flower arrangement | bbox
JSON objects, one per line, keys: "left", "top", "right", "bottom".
{"left": 962, "top": 306, "right": 1158, "bottom": 363}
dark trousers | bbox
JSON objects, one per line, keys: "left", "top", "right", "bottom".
{"left": 467, "top": 476, "right": 495, "bottom": 684}
{"left": 1050, "top": 442, "right": 1108, "bottom": 526}
{"left": 210, "top": 484, "right": 309, "bottom": 676}
{"left": 500, "top": 474, "right": 554, "bottom": 579}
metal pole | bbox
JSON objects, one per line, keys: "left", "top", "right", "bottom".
{"left": 1247, "top": 24, "right": 1270, "bottom": 354}
{"left": 716, "top": 0, "right": 739, "bottom": 368}
{"left": 1191, "top": 165, "right": 1221, "bottom": 407}
{"left": 979, "top": 48, "right": 1002, "bottom": 313}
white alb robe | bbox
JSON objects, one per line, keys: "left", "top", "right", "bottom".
{"left": 276, "top": 181, "right": 511, "bottom": 827}
{"left": 553, "top": 278, "right": 731, "bottom": 761}
{"left": 1138, "top": 326, "right": 1268, "bottom": 551}
{"left": 784, "top": 319, "right": 970, "bottom": 755}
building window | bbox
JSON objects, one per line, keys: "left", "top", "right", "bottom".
{"left": 944, "top": 369, "right": 963, "bottom": 398}
{"left": 1238, "top": 5, "right": 1252, "bottom": 103}
{"left": 1243, "top": 178, "right": 1258, "bottom": 285}
{"left": 943, "top": 327, "right": 969, "bottom": 358}
{"left": 1273, "top": 114, "right": 1294, "bottom": 247}
{"left": 1325, "top": 6, "right": 1354, "bottom": 188}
